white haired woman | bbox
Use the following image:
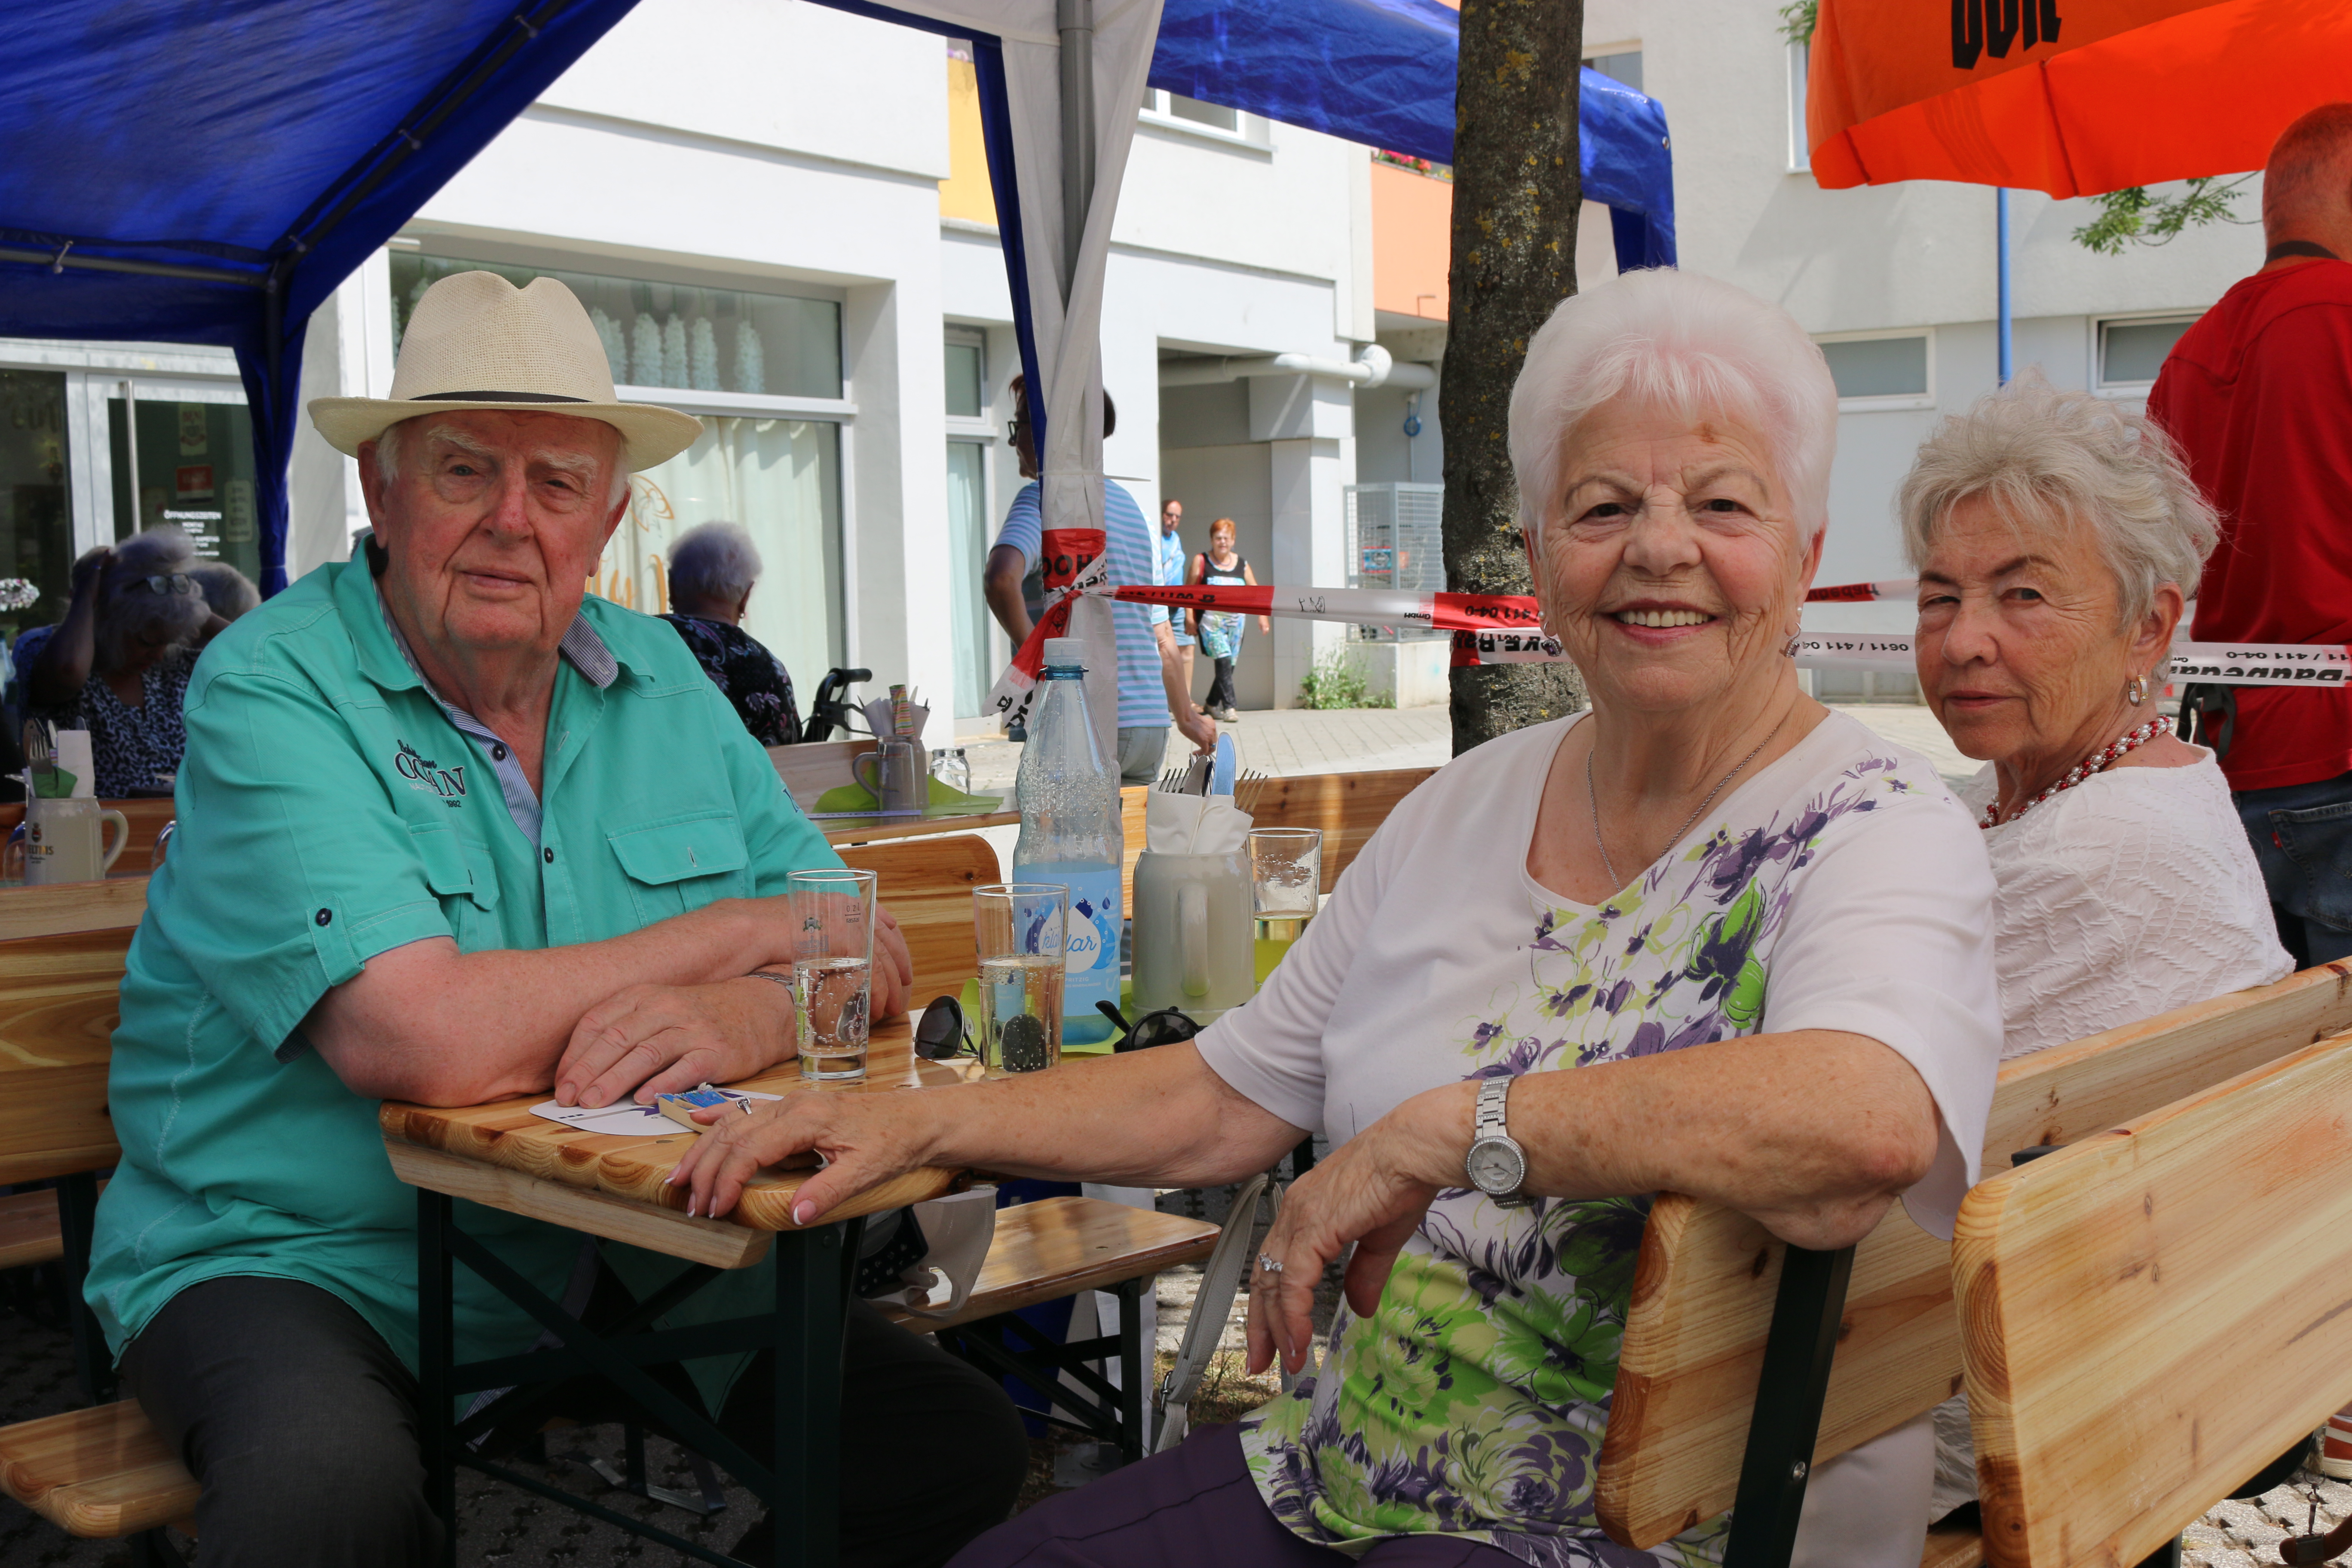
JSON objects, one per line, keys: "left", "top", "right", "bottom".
{"left": 669, "top": 270, "right": 2003, "bottom": 1568}
{"left": 21, "top": 527, "right": 219, "bottom": 796}
{"left": 659, "top": 519, "right": 802, "bottom": 745}
{"left": 1905, "top": 377, "right": 2293, "bottom": 1522}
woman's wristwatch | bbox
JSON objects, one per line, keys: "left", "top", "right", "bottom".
{"left": 1464, "top": 1076, "right": 1532, "bottom": 1207}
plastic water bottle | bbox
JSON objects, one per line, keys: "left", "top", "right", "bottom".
{"left": 1012, "top": 637, "right": 1123, "bottom": 1046}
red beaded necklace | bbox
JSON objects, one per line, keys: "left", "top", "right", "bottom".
{"left": 1981, "top": 715, "right": 2171, "bottom": 829}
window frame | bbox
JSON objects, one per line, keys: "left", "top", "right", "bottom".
{"left": 1139, "top": 89, "right": 1270, "bottom": 150}
{"left": 1814, "top": 328, "right": 1937, "bottom": 412}
{"left": 1787, "top": 40, "right": 1813, "bottom": 175}
{"left": 944, "top": 325, "right": 992, "bottom": 433}
{"left": 2092, "top": 311, "right": 2199, "bottom": 398}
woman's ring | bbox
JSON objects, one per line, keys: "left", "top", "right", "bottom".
{"left": 1257, "top": 1253, "right": 1283, "bottom": 1274}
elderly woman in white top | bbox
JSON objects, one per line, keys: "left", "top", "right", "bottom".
{"left": 1905, "top": 376, "right": 2293, "bottom": 1520}
{"left": 674, "top": 270, "right": 2003, "bottom": 1568}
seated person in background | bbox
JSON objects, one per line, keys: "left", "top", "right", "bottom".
{"left": 85, "top": 271, "right": 1020, "bottom": 1568}
{"left": 190, "top": 559, "right": 262, "bottom": 626}
{"left": 1903, "top": 375, "right": 2294, "bottom": 1522}
{"left": 660, "top": 518, "right": 802, "bottom": 745}
{"left": 678, "top": 270, "right": 2004, "bottom": 1568}
{"left": 21, "top": 527, "right": 220, "bottom": 796}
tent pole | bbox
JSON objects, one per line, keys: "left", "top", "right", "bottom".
{"left": 1057, "top": 0, "right": 1096, "bottom": 296}
{"left": 1996, "top": 187, "right": 2013, "bottom": 385}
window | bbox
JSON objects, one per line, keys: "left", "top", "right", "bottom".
{"left": 0, "top": 370, "right": 72, "bottom": 641}
{"left": 108, "top": 392, "right": 263, "bottom": 586}
{"left": 1817, "top": 332, "right": 1933, "bottom": 407}
{"left": 1584, "top": 51, "right": 1644, "bottom": 92}
{"left": 1788, "top": 42, "right": 1811, "bottom": 172}
{"left": 945, "top": 331, "right": 985, "bottom": 419}
{"left": 389, "top": 253, "right": 842, "bottom": 398}
{"left": 2098, "top": 316, "right": 2196, "bottom": 390}
{"left": 946, "top": 442, "right": 995, "bottom": 717}
{"left": 1141, "top": 89, "right": 1258, "bottom": 143}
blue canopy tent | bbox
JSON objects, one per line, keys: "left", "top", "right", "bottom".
{"left": 0, "top": 0, "right": 1674, "bottom": 596}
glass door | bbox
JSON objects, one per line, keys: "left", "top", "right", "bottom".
{"left": 0, "top": 371, "right": 74, "bottom": 644}
{"left": 107, "top": 391, "right": 263, "bottom": 585}
{"left": 946, "top": 440, "right": 995, "bottom": 718}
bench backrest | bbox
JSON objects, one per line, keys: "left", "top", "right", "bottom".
{"left": 1117, "top": 766, "right": 1435, "bottom": 908}
{"left": 768, "top": 738, "right": 879, "bottom": 811}
{"left": 836, "top": 833, "right": 998, "bottom": 1001}
{"left": 1594, "top": 960, "right": 2352, "bottom": 1549}
{"left": 0, "top": 927, "right": 137, "bottom": 1185}
{"left": 1956, "top": 1030, "right": 2352, "bottom": 1567}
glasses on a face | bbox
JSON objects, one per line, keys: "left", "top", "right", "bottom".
{"left": 123, "top": 573, "right": 196, "bottom": 597}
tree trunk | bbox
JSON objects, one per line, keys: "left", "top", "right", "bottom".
{"left": 1442, "top": 0, "right": 1589, "bottom": 756}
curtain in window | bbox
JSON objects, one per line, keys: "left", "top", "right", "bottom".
{"left": 597, "top": 416, "right": 844, "bottom": 693}
{"left": 946, "top": 441, "right": 994, "bottom": 717}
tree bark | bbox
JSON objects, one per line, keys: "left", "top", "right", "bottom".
{"left": 1442, "top": 0, "right": 1589, "bottom": 756}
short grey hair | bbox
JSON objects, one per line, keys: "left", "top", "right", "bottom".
{"left": 98, "top": 527, "right": 207, "bottom": 672}
{"left": 1510, "top": 269, "right": 1840, "bottom": 545}
{"left": 668, "top": 521, "right": 763, "bottom": 606}
{"left": 373, "top": 413, "right": 631, "bottom": 506}
{"left": 189, "top": 560, "right": 260, "bottom": 621}
{"left": 1899, "top": 374, "right": 2218, "bottom": 628}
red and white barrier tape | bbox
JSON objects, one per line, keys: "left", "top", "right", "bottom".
{"left": 992, "top": 577, "right": 2350, "bottom": 692}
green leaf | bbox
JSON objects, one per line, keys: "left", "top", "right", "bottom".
{"left": 1777, "top": 0, "right": 1817, "bottom": 46}
{"left": 2072, "top": 176, "right": 2256, "bottom": 257}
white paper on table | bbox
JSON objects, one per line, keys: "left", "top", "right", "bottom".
{"left": 527, "top": 1090, "right": 782, "bottom": 1138}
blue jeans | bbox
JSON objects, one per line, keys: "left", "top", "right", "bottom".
{"left": 2234, "top": 770, "right": 2352, "bottom": 966}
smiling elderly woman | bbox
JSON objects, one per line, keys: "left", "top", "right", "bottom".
{"left": 673, "top": 270, "right": 2003, "bottom": 1568}
{"left": 80, "top": 273, "right": 1020, "bottom": 1568}
{"left": 1903, "top": 376, "right": 2292, "bottom": 1522}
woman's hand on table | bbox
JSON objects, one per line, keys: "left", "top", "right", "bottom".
{"left": 552, "top": 974, "right": 798, "bottom": 1109}
{"left": 670, "top": 1087, "right": 932, "bottom": 1223}
{"left": 1245, "top": 1082, "right": 1473, "bottom": 1377}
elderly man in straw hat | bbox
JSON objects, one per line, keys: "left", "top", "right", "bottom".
{"left": 81, "top": 273, "right": 1026, "bottom": 1566}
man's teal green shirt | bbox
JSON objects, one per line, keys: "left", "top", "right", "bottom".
{"left": 85, "top": 557, "right": 840, "bottom": 1372}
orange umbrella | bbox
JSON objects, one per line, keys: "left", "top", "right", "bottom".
{"left": 1808, "top": 0, "right": 2352, "bottom": 195}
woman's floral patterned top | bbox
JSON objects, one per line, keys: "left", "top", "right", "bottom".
{"left": 1196, "top": 712, "right": 2002, "bottom": 1565}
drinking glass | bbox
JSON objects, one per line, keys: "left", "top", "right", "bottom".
{"left": 791, "top": 867, "right": 878, "bottom": 1081}
{"left": 1248, "top": 827, "right": 1323, "bottom": 966}
{"left": 973, "top": 883, "right": 1067, "bottom": 1073}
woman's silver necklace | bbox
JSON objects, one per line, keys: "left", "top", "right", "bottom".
{"left": 1981, "top": 714, "right": 2169, "bottom": 829}
{"left": 1586, "top": 709, "right": 1791, "bottom": 891}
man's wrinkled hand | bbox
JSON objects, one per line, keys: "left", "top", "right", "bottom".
{"left": 553, "top": 976, "right": 796, "bottom": 1109}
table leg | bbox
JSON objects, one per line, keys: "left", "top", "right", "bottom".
{"left": 1115, "top": 1278, "right": 1145, "bottom": 1465}
{"left": 770, "top": 1219, "right": 864, "bottom": 1568}
{"left": 416, "top": 1189, "right": 457, "bottom": 1567}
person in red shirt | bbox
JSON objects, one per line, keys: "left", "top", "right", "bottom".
{"left": 2150, "top": 104, "right": 2352, "bottom": 1484}
{"left": 2148, "top": 103, "right": 2352, "bottom": 977}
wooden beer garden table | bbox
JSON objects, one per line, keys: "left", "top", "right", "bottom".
{"left": 378, "top": 1017, "right": 985, "bottom": 1568}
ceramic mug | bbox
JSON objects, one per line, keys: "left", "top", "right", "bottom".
{"left": 15, "top": 797, "right": 130, "bottom": 885}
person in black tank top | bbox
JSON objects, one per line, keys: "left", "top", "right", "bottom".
{"left": 1184, "top": 518, "right": 1270, "bottom": 720}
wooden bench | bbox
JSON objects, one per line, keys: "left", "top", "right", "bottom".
{"left": 837, "top": 833, "right": 994, "bottom": 1001}
{"left": 877, "top": 1194, "right": 1219, "bottom": 1460}
{"left": 1594, "top": 960, "right": 2352, "bottom": 1565}
{"left": 1954, "top": 1029, "right": 2352, "bottom": 1567}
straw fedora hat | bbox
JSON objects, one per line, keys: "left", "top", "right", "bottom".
{"left": 309, "top": 270, "right": 702, "bottom": 470}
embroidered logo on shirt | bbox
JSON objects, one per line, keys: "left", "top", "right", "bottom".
{"left": 395, "top": 738, "right": 467, "bottom": 803}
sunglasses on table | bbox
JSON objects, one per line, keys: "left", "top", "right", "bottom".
{"left": 912, "top": 995, "right": 1202, "bottom": 1061}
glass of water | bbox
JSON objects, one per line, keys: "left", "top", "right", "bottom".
{"left": 973, "top": 883, "right": 1067, "bottom": 1074}
{"left": 790, "top": 867, "right": 878, "bottom": 1082}
{"left": 1248, "top": 828, "right": 1323, "bottom": 965}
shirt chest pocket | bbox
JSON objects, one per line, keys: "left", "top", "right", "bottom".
{"left": 408, "top": 824, "right": 502, "bottom": 950}
{"left": 605, "top": 810, "right": 752, "bottom": 927}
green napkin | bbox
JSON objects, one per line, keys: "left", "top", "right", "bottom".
{"left": 814, "top": 777, "right": 1001, "bottom": 815}
{"left": 29, "top": 764, "right": 76, "bottom": 799}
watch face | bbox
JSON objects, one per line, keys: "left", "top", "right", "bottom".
{"left": 1467, "top": 1139, "right": 1525, "bottom": 1195}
